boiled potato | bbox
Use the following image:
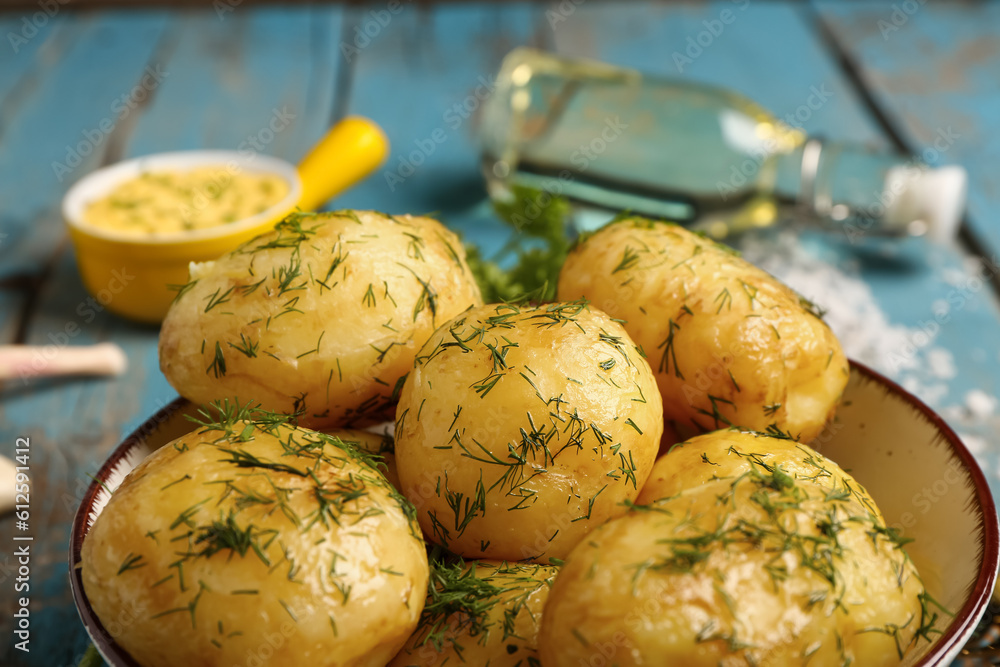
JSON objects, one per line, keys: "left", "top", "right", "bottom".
{"left": 557, "top": 216, "right": 848, "bottom": 442}
{"left": 160, "top": 210, "right": 482, "bottom": 429}
{"left": 81, "top": 408, "right": 428, "bottom": 667}
{"left": 540, "top": 474, "right": 926, "bottom": 667}
{"left": 394, "top": 301, "right": 662, "bottom": 562}
{"left": 320, "top": 427, "right": 401, "bottom": 490}
{"left": 638, "top": 428, "right": 883, "bottom": 520}
{"left": 389, "top": 559, "right": 556, "bottom": 666}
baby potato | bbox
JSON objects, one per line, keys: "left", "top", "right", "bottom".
{"left": 389, "top": 559, "right": 556, "bottom": 666}
{"left": 637, "top": 429, "right": 883, "bottom": 521}
{"left": 540, "top": 474, "right": 926, "bottom": 667}
{"left": 320, "top": 427, "right": 401, "bottom": 490}
{"left": 159, "top": 210, "right": 482, "bottom": 429}
{"left": 557, "top": 217, "right": 849, "bottom": 442}
{"left": 394, "top": 301, "right": 662, "bottom": 562}
{"left": 81, "top": 408, "right": 428, "bottom": 667}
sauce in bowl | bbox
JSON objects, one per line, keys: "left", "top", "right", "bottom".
{"left": 83, "top": 167, "right": 290, "bottom": 236}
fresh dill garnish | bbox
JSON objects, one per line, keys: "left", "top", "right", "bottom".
{"left": 193, "top": 512, "right": 274, "bottom": 565}
{"left": 117, "top": 553, "right": 146, "bottom": 575}
{"left": 409, "top": 553, "right": 557, "bottom": 656}
{"left": 465, "top": 185, "right": 572, "bottom": 302}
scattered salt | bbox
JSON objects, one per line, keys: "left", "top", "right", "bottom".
{"left": 740, "top": 232, "right": 924, "bottom": 378}
{"left": 738, "top": 231, "right": 998, "bottom": 483}
{"left": 927, "top": 348, "right": 956, "bottom": 380}
{"left": 942, "top": 267, "right": 966, "bottom": 287}
{"left": 966, "top": 390, "right": 997, "bottom": 419}
{"left": 959, "top": 432, "right": 987, "bottom": 455}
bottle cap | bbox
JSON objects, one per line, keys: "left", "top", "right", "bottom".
{"left": 884, "top": 165, "right": 967, "bottom": 242}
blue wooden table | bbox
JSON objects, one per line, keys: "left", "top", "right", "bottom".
{"left": 2, "top": 2, "right": 1000, "bottom": 664}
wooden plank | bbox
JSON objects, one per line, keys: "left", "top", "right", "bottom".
{"left": 817, "top": 1, "right": 1000, "bottom": 260}
{"left": 0, "top": 11, "right": 171, "bottom": 280}
{"left": 0, "top": 15, "right": 69, "bottom": 103}
{"left": 124, "top": 5, "right": 341, "bottom": 161}
{"left": 549, "top": 2, "right": 1000, "bottom": 492}
{"left": 334, "top": 1, "right": 543, "bottom": 253}
{"left": 0, "top": 13, "right": 173, "bottom": 663}
{"left": 812, "top": 0, "right": 1000, "bottom": 484}
{"left": 0, "top": 7, "right": 344, "bottom": 665}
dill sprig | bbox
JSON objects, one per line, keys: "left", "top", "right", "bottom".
{"left": 412, "top": 553, "right": 557, "bottom": 655}
{"left": 418, "top": 557, "right": 504, "bottom": 651}
{"left": 465, "top": 185, "right": 573, "bottom": 302}
{"left": 186, "top": 399, "right": 295, "bottom": 436}
{"left": 193, "top": 511, "right": 275, "bottom": 565}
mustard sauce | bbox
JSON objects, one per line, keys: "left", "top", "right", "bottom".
{"left": 83, "top": 167, "right": 290, "bottom": 236}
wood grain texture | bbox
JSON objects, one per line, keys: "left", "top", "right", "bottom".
{"left": 334, "top": 1, "right": 544, "bottom": 253}
{"left": 816, "top": 1, "right": 1000, "bottom": 274}
{"left": 0, "top": 20, "right": 174, "bottom": 661}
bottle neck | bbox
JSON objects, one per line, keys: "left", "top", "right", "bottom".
{"left": 773, "top": 139, "right": 939, "bottom": 238}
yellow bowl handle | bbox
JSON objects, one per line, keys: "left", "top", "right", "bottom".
{"left": 296, "top": 116, "right": 389, "bottom": 211}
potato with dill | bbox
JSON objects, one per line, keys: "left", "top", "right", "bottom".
{"left": 389, "top": 559, "right": 556, "bottom": 666}
{"left": 319, "top": 427, "right": 401, "bottom": 490}
{"left": 638, "top": 428, "right": 883, "bottom": 520}
{"left": 394, "top": 301, "right": 662, "bottom": 562}
{"left": 159, "top": 210, "right": 482, "bottom": 429}
{"left": 80, "top": 405, "right": 429, "bottom": 667}
{"left": 557, "top": 216, "right": 848, "bottom": 442}
{"left": 540, "top": 466, "right": 928, "bottom": 666}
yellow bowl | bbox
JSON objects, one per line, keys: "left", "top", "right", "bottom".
{"left": 62, "top": 117, "right": 388, "bottom": 324}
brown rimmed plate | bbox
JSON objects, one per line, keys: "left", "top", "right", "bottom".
{"left": 69, "top": 361, "right": 999, "bottom": 666}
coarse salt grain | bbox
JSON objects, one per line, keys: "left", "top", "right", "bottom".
{"left": 927, "top": 348, "right": 957, "bottom": 380}
{"left": 966, "top": 390, "right": 997, "bottom": 419}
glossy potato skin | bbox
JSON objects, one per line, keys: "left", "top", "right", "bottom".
{"left": 389, "top": 560, "right": 556, "bottom": 666}
{"left": 557, "top": 217, "right": 849, "bottom": 442}
{"left": 320, "top": 427, "right": 401, "bottom": 490}
{"left": 159, "top": 210, "right": 482, "bottom": 429}
{"left": 638, "top": 429, "right": 883, "bottom": 521}
{"left": 82, "top": 418, "right": 428, "bottom": 667}
{"left": 394, "top": 302, "right": 663, "bottom": 562}
{"left": 541, "top": 474, "right": 925, "bottom": 667}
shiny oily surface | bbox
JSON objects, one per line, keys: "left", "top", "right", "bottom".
{"left": 540, "top": 472, "right": 928, "bottom": 667}
{"left": 638, "top": 428, "right": 884, "bottom": 521}
{"left": 557, "top": 217, "right": 849, "bottom": 442}
{"left": 388, "top": 560, "right": 556, "bottom": 666}
{"left": 319, "top": 427, "right": 401, "bottom": 490}
{"left": 82, "top": 167, "right": 290, "bottom": 236}
{"left": 394, "top": 301, "right": 663, "bottom": 562}
{"left": 158, "top": 210, "right": 483, "bottom": 429}
{"left": 80, "top": 411, "right": 429, "bottom": 667}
